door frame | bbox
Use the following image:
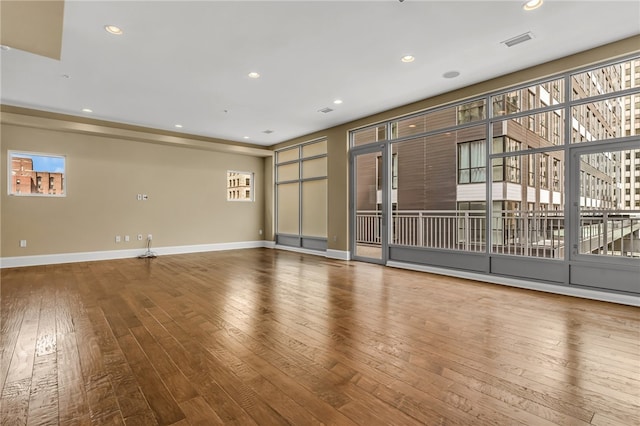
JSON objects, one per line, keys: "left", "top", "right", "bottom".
{"left": 569, "top": 140, "right": 640, "bottom": 266}
{"left": 350, "top": 143, "right": 389, "bottom": 264}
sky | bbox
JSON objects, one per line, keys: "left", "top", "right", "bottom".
{"left": 14, "top": 153, "right": 65, "bottom": 173}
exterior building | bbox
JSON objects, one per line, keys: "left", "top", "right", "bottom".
{"left": 11, "top": 157, "right": 64, "bottom": 195}
{"left": 227, "top": 171, "right": 253, "bottom": 201}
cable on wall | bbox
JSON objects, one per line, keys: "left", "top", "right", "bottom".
{"left": 137, "top": 236, "right": 157, "bottom": 259}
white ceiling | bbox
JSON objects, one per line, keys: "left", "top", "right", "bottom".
{"left": 1, "top": 0, "right": 639, "bottom": 146}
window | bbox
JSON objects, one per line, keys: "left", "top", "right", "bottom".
{"left": 539, "top": 153, "right": 549, "bottom": 189}
{"left": 528, "top": 153, "right": 536, "bottom": 186}
{"left": 458, "top": 140, "right": 486, "bottom": 184}
{"left": 492, "top": 137, "right": 521, "bottom": 183}
{"left": 276, "top": 139, "right": 328, "bottom": 243}
{"left": 457, "top": 99, "right": 486, "bottom": 124}
{"left": 9, "top": 151, "right": 66, "bottom": 197}
{"left": 552, "top": 158, "right": 562, "bottom": 192}
{"left": 226, "top": 171, "right": 254, "bottom": 201}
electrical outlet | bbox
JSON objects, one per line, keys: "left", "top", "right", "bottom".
{"left": 115, "top": 235, "right": 121, "bottom": 243}
{"left": 137, "top": 234, "right": 143, "bottom": 241}
{"left": 147, "top": 234, "right": 153, "bottom": 241}
{"left": 142, "top": 194, "right": 148, "bottom": 200}
{"left": 19, "top": 240, "right": 27, "bottom": 248}
{"left": 125, "top": 235, "right": 130, "bottom": 242}
{"left": 137, "top": 194, "right": 142, "bottom": 201}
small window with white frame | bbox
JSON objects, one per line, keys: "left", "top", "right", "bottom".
{"left": 8, "top": 151, "right": 66, "bottom": 197}
{"left": 227, "top": 171, "right": 254, "bottom": 201}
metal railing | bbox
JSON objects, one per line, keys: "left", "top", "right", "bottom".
{"left": 579, "top": 210, "right": 640, "bottom": 257}
{"left": 355, "top": 209, "right": 640, "bottom": 259}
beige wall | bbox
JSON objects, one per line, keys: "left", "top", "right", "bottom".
{"left": 1, "top": 122, "right": 267, "bottom": 257}
{"left": 273, "top": 35, "right": 640, "bottom": 252}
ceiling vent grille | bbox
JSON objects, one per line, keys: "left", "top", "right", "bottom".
{"left": 262, "top": 129, "right": 274, "bottom": 134}
{"left": 502, "top": 32, "right": 534, "bottom": 47}
{"left": 318, "top": 107, "right": 334, "bottom": 113}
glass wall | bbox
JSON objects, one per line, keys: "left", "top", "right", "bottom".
{"left": 350, "top": 55, "right": 640, "bottom": 294}
{"left": 275, "top": 139, "right": 328, "bottom": 250}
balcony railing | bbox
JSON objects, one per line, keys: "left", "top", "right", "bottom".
{"left": 355, "top": 209, "right": 640, "bottom": 259}
{"left": 579, "top": 210, "right": 640, "bottom": 256}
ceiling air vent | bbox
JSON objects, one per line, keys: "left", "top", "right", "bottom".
{"left": 318, "top": 107, "right": 334, "bottom": 114}
{"left": 502, "top": 32, "right": 534, "bottom": 47}
{"left": 262, "top": 129, "right": 274, "bottom": 134}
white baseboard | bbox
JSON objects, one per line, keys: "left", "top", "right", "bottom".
{"left": 387, "top": 261, "right": 640, "bottom": 307}
{"left": 274, "top": 245, "right": 325, "bottom": 256}
{"left": 326, "top": 249, "right": 351, "bottom": 260}
{"left": 273, "top": 245, "right": 351, "bottom": 261}
{"left": 0, "top": 240, "right": 269, "bottom": 268}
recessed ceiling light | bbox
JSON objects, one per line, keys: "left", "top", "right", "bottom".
{"left": 105, "top": 25, "right": 123, "bottom": 35}
{"left": 523, "top": 0, "right": 543, "bottom": 11}
{"left": 408, "top": 124, "right": 416, "bottom": 128}
{"left": 243, "top": 136, "right": 250, "bottom": 139}
{"left": 443, "top": 70, "right": 460, "bottom": 79}
{"left": 333, "top": 99, "right": 343, "bottom": 105}
{"left": 248, "top": 72, "right": 260, "bottom": 79}
{"left": 0, "top": 45, "right": 10, "bottom": 51}
{"left": 81, "top": 108, "right": 93, "bottom": 113}
{"left": 174, "top": 124, "right": 183, "bottom": 128}
{"left": 401, "top": 55, "right": 415, "bottom": 63}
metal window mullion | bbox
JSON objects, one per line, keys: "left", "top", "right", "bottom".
{"left": 486, "top": 94, "right": 493, "bottom": 263}
{"left": 570, "top": 86, "right": 640, "bottom": 108}
{"left": 297, "top": 146, "right": 303, "bottom": 241}
{"left": 565, "top": 71, "right": 577, "bottom": 267}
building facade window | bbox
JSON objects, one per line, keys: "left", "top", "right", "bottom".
{"left": 458, "top": 140, "right": 486, "bottom": 184}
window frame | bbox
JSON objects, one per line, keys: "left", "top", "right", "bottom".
{"left": 226, "top": 170, "right": 255, "bottom": 202}
{"left": 8, "top": 150, "right": 67, "bottom": 197}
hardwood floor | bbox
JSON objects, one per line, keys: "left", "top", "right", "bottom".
{"left": 1, "top": 248, "right": 638, "bottom": 425}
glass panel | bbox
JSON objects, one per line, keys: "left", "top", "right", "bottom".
{"left": 302, "top": 140, "right": 327, "bottom": 158}
{"left": 571, "top": 94, "right": 637, "bottom": 142}
{"left": 492, "top": 77, "right": 564, "bottom": 117}
{"left": 276, "top": 183, "right": 299, "bottom": 235}
{"left": 457, "top": 99, "right": 486, "bottom": 124}
{"left": 353, "top": 125, "right": 386, "bottom": 146}
{"left": 394, "top": 105, "right": 458, "bottom": 138}
{"left": 391, "top": 125, "right": 486, "bottom": 252}
{"left": 493, "top": 109, "right": 564, "bottom": 150}
{"left": 355, "top": 151, "right": 383, "bottom": 259}
{"left": 572, "top": 58, "right": 640, "bottom": 100}
{"left": 302, "top": 180, "right": 327, "bottom": 237}
{"left": 277, "top": 147, "right": 299, "bottom": 163}
{"left": 302, "top": 157, "right": 327, "bottom": 179}
{"left": 491, "top": 151, "right": 565, "bottom": 258}
{"left": 276, "top": 163, "right": 299, "bottom": 182}
{"left": 579, "top": 148, "right": 640, "bottom": 257}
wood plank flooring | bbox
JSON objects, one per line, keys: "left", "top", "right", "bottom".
{"left": 1, "top": 248, "right": 639, "bottom": 425}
